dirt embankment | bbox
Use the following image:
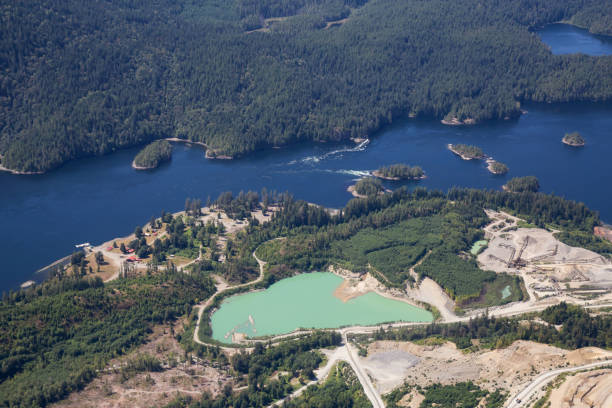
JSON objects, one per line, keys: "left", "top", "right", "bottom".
{"left": 594, "top": 226, "right": 612, "bottom": 243}
{"left": 333, "top": 272, "right": 381, "bottom": 302}
{"left": 330, "top": 269, "right": 423, "bottom": 310}
{"left": 361, "top": 340, "right": 612, "bottom": 398}
{"left": 548, "top": 369, "right": 612, "bottom": 408}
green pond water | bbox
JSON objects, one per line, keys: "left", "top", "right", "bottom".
{"left": 211, "top": 272, "right": 433, "bottom": 343}
{"left": 470, "top": 240, "right": 488, "bottom": 255}
{"left": 501, "top": 285, "right": 512, "bottom": 299}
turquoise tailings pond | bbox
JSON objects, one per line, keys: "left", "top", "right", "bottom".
{"left": 210, "top": 272, "right": 432, "bottom": 343}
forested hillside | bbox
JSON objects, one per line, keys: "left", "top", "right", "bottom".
{"left": 1, "top": 0, "right": 611, "bottom": 172}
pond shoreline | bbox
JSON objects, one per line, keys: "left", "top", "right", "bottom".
{"left": 210, "top": 272, "right": 433, "bottom": 343}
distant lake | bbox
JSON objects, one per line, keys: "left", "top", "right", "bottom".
{"left": 1, "top": 102, "right": 611, "bottom": 291}
{"left": 537, "top": 23, "right": 612, "bottom": 56}
{"left": 210, "top": 272, "right": 432, "bottom": 343}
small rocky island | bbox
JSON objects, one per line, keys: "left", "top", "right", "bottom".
{"left": 441, "top": 116, "right": 476, "bottom": 126}
{"left": 132, "top": 140, "right": 173, "bottom": 170}
{"left": 503, "top": 176, "right": 540, "bottom": 193}
{"left": 372, "top": 163, "right": 425, "bottom": 180}
{"left": 487, "top": 160, "right": 509, "bottom": 175}
{"left": 348, "top": 177, "right": 385, "bottom": 197}
{"left": 448, "top": 143, "right": 485, "bottom": 160}
{"left": 562, "top": 132, "right": 585, "bottom": 147}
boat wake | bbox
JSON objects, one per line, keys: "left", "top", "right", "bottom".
{"left": 332, "top": 169, "right": 372, "bottom": 178}
{"left": 289, "top": 139, "right": 369, "bottom": 165}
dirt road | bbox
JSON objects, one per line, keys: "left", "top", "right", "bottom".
{"left": 192, "top": 246, "right": 267, "bottom": 349}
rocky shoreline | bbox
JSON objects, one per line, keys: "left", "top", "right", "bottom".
{"left": 447, "top": 144, "right": 485, "bottom": 160}
{"left": 0, "top": 163, "right": 44, "bottom": 175}
{"left": 371, "top": 170, "right": 426, "bottom": 181}
{"left": 441, "top": 117, "right": 476, "bottom": 126}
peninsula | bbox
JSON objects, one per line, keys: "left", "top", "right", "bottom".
{"left": 132, "top": 140, "right": 173, "bottom": 170}
{"left": 348, "top": 177, "right": 385, "bottom": 197}
{"left": 503, "top": 176, "right": 540, "bottom": 193}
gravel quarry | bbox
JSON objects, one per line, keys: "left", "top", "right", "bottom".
{"left": 478, "top": 210, "right": 612, "bottom": 303}
{"left": 362, "top": 340, "right": 612, "bottom": 406}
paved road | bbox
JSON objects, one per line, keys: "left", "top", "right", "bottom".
{"left": 506, "top": 359, "right": 612, "bottom": 408}
{"left": 267, "top": 331, "right": 385, "bottom": 408}
{"left": 342, "top": 330, "right": 385, "bottom": 408}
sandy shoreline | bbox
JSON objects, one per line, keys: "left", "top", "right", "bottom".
{"left": 347, "top": 185, "right": 368, "bottom": 198}
{"left": 329, "top": 267, "right": 424, "bottom": 310}
{"left": 166, "top": 138, "right": 233, "bottom": 160}
{"left": 131, "top": 159, "right": 157, "bottom": 171}
{"left": 0, "top": 163, "right": 44, "bottom": 175}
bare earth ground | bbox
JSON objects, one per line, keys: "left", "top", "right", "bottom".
{"left": 406, "top": 277, "right": 457, "bottom": 321}
{"left": 361, "top": 340, "right": 612, "bottom": 399}
{"left": 330, "top": 270, "right": 424, "bottom": 309}
{"left": 332, "top": 272, "right": 382, "bottom": 302}
{"left": 548, "top": 369, "right": 612, "bottom": 408}
{"left": 397, "top": 388, "right": 425, "bottom": 408}
{"left": 52, "top": 324, "right": 233, "bottom": 408}
{"left": 478, "top": 210, "right": 612, "bottom": 307}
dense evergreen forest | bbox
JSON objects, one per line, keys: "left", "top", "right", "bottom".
{"left": 449, "top": 144, "right": 485, "bottom": 160}
{"left": 133, "top": 140, "right": 173, "bottom": 169}
{"left": 1, "top": 0, "right": 611, "bottom": 172}
{"left": 504, "top": 176, "right": 540, "bottom": 192}
{"left": 488, "top": 161, "right": 508, "bottom": 175}
{"left": 375, "top": 163, "right": 425, "bottom": 180}
{"left": 353, "top": 177, "right": 384, "bottom": 196}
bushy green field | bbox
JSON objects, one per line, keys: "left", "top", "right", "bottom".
{"left": 0, "top": 272, "right": 215, "bottom": 407}
{"left": 332, "top": 217, "right": 443, "bottom": 285}
{"left": 386, "top": 382, "right": 506, "bottom": 408}
{"left": 283, "top": 361, "right": 371, "bottom": 408}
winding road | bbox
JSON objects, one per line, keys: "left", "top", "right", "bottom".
{"left": 192, "top": 247, "right": 267, "bottom": 350}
